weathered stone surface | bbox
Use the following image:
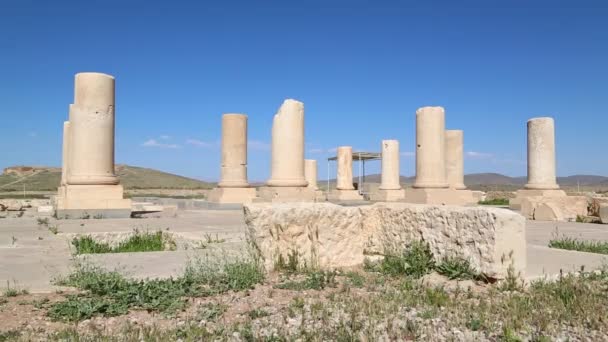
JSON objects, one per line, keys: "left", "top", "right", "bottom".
{"left": 600, "top": 204, "right": 608, "bottom": 224}
{"left": 520, "top": 195, "right": 587, "bottom": 221}
{"left": 244, "top": 202, "right": 526, "bottom": 279}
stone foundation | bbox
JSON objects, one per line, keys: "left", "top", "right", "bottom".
{"left": 327, "top": 189, "right": 364, "bottom": 201}
{"left": 403, "top": 188, "right": 476, "bottom": 206}
{"left": 244, "top": 202, "right": 526, "bottom": 279}
{"left": 509, "top": 189, "right": 567, "bottom": 210}
{"left": 521, "top": 196, "right": 587, "bottom": 221}
{"left": 55, "top": 184, "right": 131, "bottom": 218}
{"left": 207, "top": 187, "right": 257, "bottom": 204}
{"left": 256, "top": 186, "right": 316, "bottom": 203}
{"left": 369, "top": 189, "right": 406, "bottom": 202}
{"left": 600, "top": 204, "right": 608, "bottom": 224}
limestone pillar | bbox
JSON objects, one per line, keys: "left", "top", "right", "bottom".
{"left": 327, "top": 146, "right": 363, "bottom": 201}
{"left": 445, "top": 130, "right": 466, "bottom": 190}
{"left": 305, "top": 159, "right": 318, "bottom": 190}
{"left": 525, "top": 117, "right": 559, "bottom": 190}
{"left": 54, "top": 72, "right": 131, "bottom": 219}
{"left": 267, "top": 99, "right": 308, "bottom": 187}
{"left": 60, "top": 121, "right": 70, "bottom": 186}
{"left": 218, "top": 114, "right": 249, "bottom": 188}
{"left": 336, "top": 146, "right": 355, "bottom": 190}
{"left": 67, "top": 72, "right": 119, "bottom": 185}
{"left": 379, "top": 140, "right": 401, "bottom": 190}
{"left": 413, "top": 106, "right": 448, "bottom": 189}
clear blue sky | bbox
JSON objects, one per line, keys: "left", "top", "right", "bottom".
{"left": 1, "top": 0, "right": 606, "bottom": 181}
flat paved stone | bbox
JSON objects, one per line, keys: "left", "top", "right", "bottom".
{"left": 1, "top": 208, "right": 607, "bottom": 293}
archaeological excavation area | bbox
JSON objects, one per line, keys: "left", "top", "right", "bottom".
{"left": 0, "top": 72, "right": 607, "bottom": 340}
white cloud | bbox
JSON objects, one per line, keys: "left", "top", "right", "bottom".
{"left": 141, "top": 139, "right": 180, "bottom": 149}
{"left": 400, "top": 151, "right": 415, "bottom": 157}
{"left": 186, "top": 139, "right": 217, "bottom": 148}
{"left": 248, "top": 140, "right": 270, "bottom": 151}
{"left": 465, "top": 151, "right": 494, "bottom": 159}
{"left": 159, "top": 135, "right": 171, "bottom": 140}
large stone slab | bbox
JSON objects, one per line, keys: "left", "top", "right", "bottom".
{"left": 519, "top": 195, "right": 587, "bottom": 221}
{"left": 600, "top": 204, "right": 608, "bottom": 224}
{"left": 244, "top": 202, "right": 526, "bottom": 279}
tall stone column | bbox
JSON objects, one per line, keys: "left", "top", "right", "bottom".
{"left": 60, "top": 121, "right": 71, "bottom": 186}
{"left": 525, "top": 117, "right": 560, "bottom": 190}
{"left": 218, "top": 114, "right": 249, "bottom": 188}
{"left": 208, "top": 113, "right": 257, "bottom": 204}
{"left": 379, "top": 140, "right": 401, "bottom": 190}
{"left": 267, "top": 99, "right": 308, "bottom": 187}
{"left": 305, "top": 159, "right": 318, "bottom": 190}
{"left": 413, "top": 106, "right": 448, "bottom": 189}
{"left": 55, "top": 72, "right": 131, "bottom": 218}
{"left": 336, "top": 146, "right": 355, "bottom": 190}
{"left": 509, "top": 117, "right": 585, "bottom": 221}
{"left": 327, "top": 146, "right": 363, "bottom": 201}
{"left": 67, "top": 72, "right": 119, "bottom": 185}
{"left": 445, "top": 130, "right": 466, "bottom": 190}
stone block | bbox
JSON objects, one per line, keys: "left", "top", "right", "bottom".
{"left": 54, "top": 184, "right": 131, "bottom": 218}
{"left": 403, "top": 188, "right": 476, "bottom": 206}
{"left": 599, "top": 204, "right": 608, "bottom": 224}
{"left": 244, "top": 202, "right": 526, "bottom": 279}
{"left": 509, "top": 189, "right": 566, "bottom": 210}
{"left": 368, "top": 189, "right": 406, "bottom": 202}
{"left": 519, "top": 195, "right": 587, "bottom": 221}
{"left": 207, "top": 187, "right": 257, "bottom": 204}
{"left": 256, "top": 186, "right": 316, "bottom": 203}
{"left": 326, "top": 189, "right": 364, "bottom": 201}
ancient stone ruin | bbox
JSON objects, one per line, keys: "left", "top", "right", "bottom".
{"left": 257, "top": 99, "right": 316, "bottom": 202}
{"left": 510, "top": 117, "right": 586, "bottom": 221}
{"left": 207, "top": 113, "right": 257, "bottom": 204}
{"left": 54, "top": 72, "right": 131, "bottom": 218}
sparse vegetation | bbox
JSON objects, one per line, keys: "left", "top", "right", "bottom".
{"left": 3, "top": 281, "right": 28, "bottom": 297}
{"left": 478, "top": 198, "right": 510, "bottom": 205}
{"left": 11, "top": 267, "right": 603, "bottom": 340}
{"left": 548, "top": 236, "right": 608, "bottom": 255}
{"left": 71, "top": 230, "right": 175, "bottom": 254}
{"left": 275, "top": 270, "right": 338, "bottom": 291}
{"left": 365, "top": 241, "right": 435, "bottom": 278}
{"left": 48, "top": 224, "right": 59, "bottom": 235}
{"left": 435, "top": 256, "right": 486, "bottom": 281}
{"left": 49, "top": 258, "right": 264, "bottom": 321}
{"left": 204, "top": 233, "right": 226, "bottom": 244}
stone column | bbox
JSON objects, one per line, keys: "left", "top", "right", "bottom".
{"left": 267, "top": 99, "right": 308, "bottom": 187}
{"left": 413, "top": 106, "right": 448, "bottom": 188}
{"left": 379, "top": 140, "right": 401, "bottom": 190}
{"left": 218, "top": 114, "right": 249, "bottom": 188}
{"left": 445, "top": 130, "right": 466, "bottom": 190}
{"left": 525, "top": 117, "right": 560, "bottom": 190}
{"left": 336, "top": 146, "right": 355, "bottom": 190}
{"left": 67, "top": 72, "right": 119, "bottom": 185}
{"left": 305, "top": 159, "right": 318, "bottom": 190}
{"left": 60, "top": 121, "right": 70, "bottom": 186}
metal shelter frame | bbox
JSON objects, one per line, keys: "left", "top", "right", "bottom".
{"left": 327, "top": 151, "right": 381, "bottom": 195}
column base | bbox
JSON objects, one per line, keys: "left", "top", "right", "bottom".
{"left": 510, "top": 189, "right": 586, "bottom": 221}
{"left": 509, "top": 189, "right": 567, "bottom": 210}
{"left": 54, "top": 184, "right": 132, "bottom": 219}
{"left": 327, "top": 190, "right": 364, "bottom": 202}
{"left": 207, "top": 187, "right": 257, "bottom": 204}
{"left": 256, "top": 186, "right": 316, "bottom": 203}
{"left": 369, "top": 189, "right": 406, "bottom": 202}
{"left": 403, "top": 188, "right": 476, "bottom": 206}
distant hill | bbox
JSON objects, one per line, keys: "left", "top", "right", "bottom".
{"left": 321, "top": 173, "right": 608, "bottom": 191}
{"left": 0, "top": 165, "right": 214, "bottom": 191}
